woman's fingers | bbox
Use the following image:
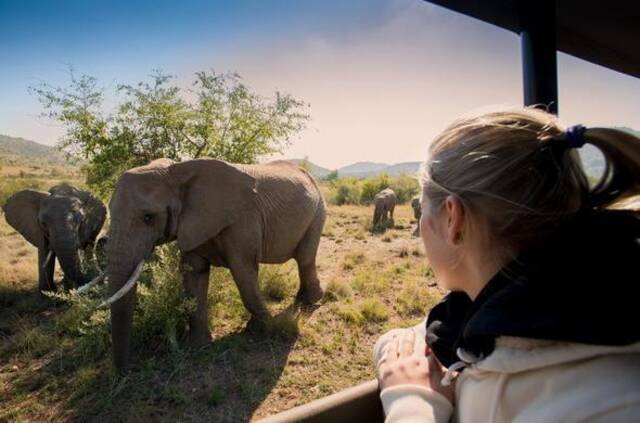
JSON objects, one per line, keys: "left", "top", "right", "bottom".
{"left": 399, "top": 330, "right": 415, "bottom": 357}
{"left": 386, "top": 337, "right": 399, "bottom": 363}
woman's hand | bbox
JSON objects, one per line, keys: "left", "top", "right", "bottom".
{"left": 377, "top": 330, "right": 456, "bottom": 403}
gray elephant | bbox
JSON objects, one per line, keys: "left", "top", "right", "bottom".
{"left": 372, "top": 188, "right": 397, "bottom": 231}
{"left": 411, "top": 196, "right": 421, "bottom": 237}
{"left": 101, "top": 158, "right": 325, "bottom": 371}
{"left": 3, "top": 184, "right": 107, "bottom": 292}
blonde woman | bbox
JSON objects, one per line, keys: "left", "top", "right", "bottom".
{"left": 374, "top": 108, "right": 640, "bottom": 422}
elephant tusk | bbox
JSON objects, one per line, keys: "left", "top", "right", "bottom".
{"left": 42, "top": 250, "right": 53, "bottom": 269}
{"left": 76, "top": 272, "right": 105, "bottom": 294}
{"left": 99, "top": 261, "right": 144, "bottom": 308}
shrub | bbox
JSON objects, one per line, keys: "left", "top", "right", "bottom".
{"left": 329, "top": 178, "right": 361, "bottom": 205}
{"left": 48, "top": 244, "right": 196, "bottom": 359}
{"left": 360, "top": 174, "right": 390, "bottom": 204}
{"left": 322, "top": 174, "right": 419, "bottom": 206}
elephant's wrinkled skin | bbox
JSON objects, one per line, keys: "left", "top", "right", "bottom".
{"left": 411, "top": 196, "right": 421, "bottom": 237}
{"left": 372, "top": 188, "right": 397, "bottom": 230}
{"left": 105, "top": 158, "right": 325, "bottom": 371}
{"left": 3, "top": 184, "right": 106, "bottom": 292}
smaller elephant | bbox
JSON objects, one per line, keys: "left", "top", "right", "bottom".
{"left": 3, "top": 184, "right": 107, "bottom": 292}
{"left": 372, "top": 188, "right": 397, "bottom": 231}
{"left": 411, "top": 196, "right": 421, "bottom": 237}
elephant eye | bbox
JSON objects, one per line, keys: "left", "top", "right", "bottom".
{"left": 143, "top": 213, "right": 155, "bottom": 225}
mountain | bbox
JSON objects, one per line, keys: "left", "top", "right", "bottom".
{"left": 0, "top": 134, "right": 68, "bottom": 165}
{"left": 337, "top": 161, "right": 388, "bottom": 177}
{"left": 336, "top": 161, "right": 421, "bottom": 178}
{"left": 375, "top": 162, "right": 422, "bottom": 177}
{"left": 287, "top": 159, "right": 332, "bottom": 178}
{"left": 286, "top": 159, "right": 422, "bottom": 179}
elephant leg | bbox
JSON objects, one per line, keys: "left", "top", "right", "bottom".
{"left": 295, "top": 212, "right": 324, "bottom": 304}
{"left": 296, "top": 261, "right": 323, "bottom": 305}
{"left": 228, "top": 259, "right": 270, "bottom": 323}
{"left": 182, "top": 252, "right": 212, "bottom": 345}
{"left": 389, "top": 205, "right": 395, "bottom": 227}
{"left": 38, "top": 247, "right": 56, "bottom": 293}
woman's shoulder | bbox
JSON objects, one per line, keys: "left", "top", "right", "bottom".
{"left": 458, "top": 338, "right": 640, "bottom": 422}
{"left": 475, "top": 337, "right": 640, "bottom": 374}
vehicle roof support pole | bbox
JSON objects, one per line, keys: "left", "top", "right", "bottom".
{"left": 520, "top": 0, "right": 558, "bottom": 114}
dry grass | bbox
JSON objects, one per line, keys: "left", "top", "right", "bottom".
{"left": 0, "top": 191, "right": 442, "bottom": 422}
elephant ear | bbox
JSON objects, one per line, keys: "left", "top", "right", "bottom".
{"left": 168, "top": 159, "right": 257, "bottom": 252}
{"left": 3, "top": 190, "right": 49, "bottom": 248}
{"left": 77, "top": 191, "right": 107, "bottom": 244}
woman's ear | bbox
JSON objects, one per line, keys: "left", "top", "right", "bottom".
{"left": 444, "top": 195, "right": 465, "bottom": 247}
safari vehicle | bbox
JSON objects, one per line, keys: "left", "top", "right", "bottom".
{"left": 257, "top": 1, "right": 640, "bottom": 421}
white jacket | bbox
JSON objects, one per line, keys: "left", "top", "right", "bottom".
{"left": 373, "top": 320, "right": 640, "bottom": 423}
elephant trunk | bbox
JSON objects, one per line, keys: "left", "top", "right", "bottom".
{"left": 52, "top": 235, "right": 85, "bottom": 288}
{"left": 105, "top": 226, "right": 144, "bottom": 372}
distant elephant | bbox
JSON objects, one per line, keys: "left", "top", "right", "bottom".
{"left": 411, "top": 196, "right": 421, "bottom": 237}
{"left": 3, "top": 184, "right": 107, "bottom": 292}
{"left": 101, "top": 158, "right": 325, "bottom": 371}
{"left": 372, "top": 188, "right": 396, "bottom": 231}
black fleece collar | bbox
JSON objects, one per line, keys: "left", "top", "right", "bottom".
{"left": 426, "top": 210, "right": 640, "bottom": 368}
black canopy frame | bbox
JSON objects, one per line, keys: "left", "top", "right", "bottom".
{"left": 427, "top": 0, "right": 640, "bottom": 115}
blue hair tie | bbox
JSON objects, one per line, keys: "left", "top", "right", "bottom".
{"left": 564, "top": 125, "right": 587, "bottom": 149}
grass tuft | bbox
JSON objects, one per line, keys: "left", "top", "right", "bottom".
{"left": 324, "top": 278, "right": 353, "bottom": 301}
{"left": 360, "top": 299, "right": 388, "bottom": 323}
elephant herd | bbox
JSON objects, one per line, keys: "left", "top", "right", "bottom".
{"left": 2, "top": 158, "right": 422, "bottom": 372}
{"left": 3, "top": 158, "right": 325, "bottom": 371}
{"left": 371, "top": 188, "right": 421, "bottom": 236}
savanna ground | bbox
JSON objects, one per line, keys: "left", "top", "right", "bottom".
{"left": 0, "top": 174, "right": 442, "bottom": 422}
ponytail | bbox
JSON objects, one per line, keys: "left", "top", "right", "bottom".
{"left": 585, "top": 128, "right": 640, "bottom": 209}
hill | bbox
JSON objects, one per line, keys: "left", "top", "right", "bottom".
{"left": 337, "top": 161, "right": 388, "bottom": 177}
{"left": 0, "top": 134, "right": 68, "bottom": 166}
{"left": 287, "top": 159, "right": 332, "bottom": 178}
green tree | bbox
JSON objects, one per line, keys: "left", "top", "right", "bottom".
{"left": 30, "top": 68, "right": 309, "bottom": 198}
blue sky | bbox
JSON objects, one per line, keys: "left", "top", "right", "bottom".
{"left": 1, "top": 0, "right": 639, "bottom": 168}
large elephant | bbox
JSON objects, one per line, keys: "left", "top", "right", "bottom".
{"left": 372, "top": 188, "right": 396, "bottom": 231}
{"left": 102, "top": 158, "right": 325, "bottom": 371}
{"left": 3, "top": 184, "right": 106, "bottom": 292}
{"left": 411, "top": 196, "right": 421, "bottom": 237}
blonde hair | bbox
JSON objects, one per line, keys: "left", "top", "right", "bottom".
{"left": 421, "top": 107, "right": 640, "bottom": 255}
